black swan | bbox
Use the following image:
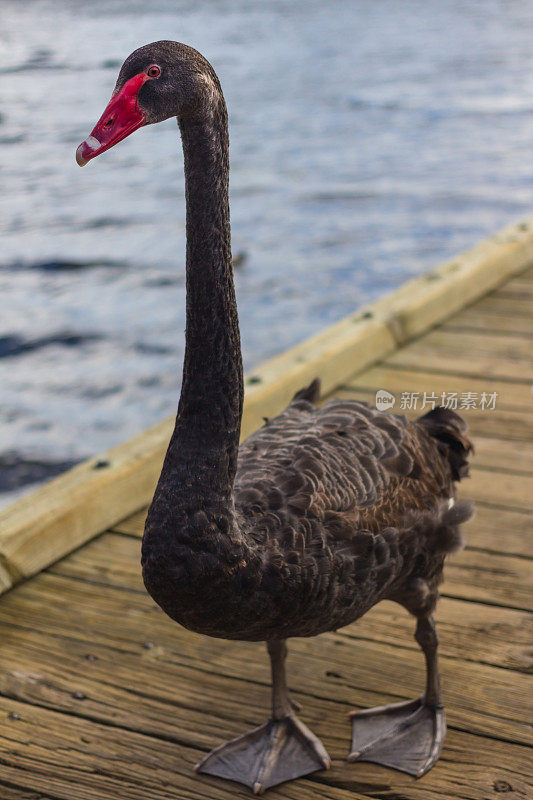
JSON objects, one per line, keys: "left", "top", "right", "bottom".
{"left": 76, "top": 41, "right": 474, "bottom": 794}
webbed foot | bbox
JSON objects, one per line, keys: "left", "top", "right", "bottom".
{"left": 348, "top": 695, "right": 445, "bottom": 777}
{"left": 196, "top": 714, "right": 330, "bottom": 793}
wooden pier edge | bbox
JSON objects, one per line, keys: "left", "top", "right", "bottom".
{"left": 1, "top": 213, "right": 532, "bottom": 595}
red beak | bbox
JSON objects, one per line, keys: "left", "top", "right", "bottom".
{"left": 76, "top": 72, "right": 149, "bottom": 166}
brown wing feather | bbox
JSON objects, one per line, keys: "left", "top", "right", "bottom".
{"left": 227, "top": 392, "right": 474, "bottom": 639}
{"left": 236, "top": 395, "right": 454, "bottom": 536}
{"left": 144, "top": 384, "right": 473, "bottom": 642}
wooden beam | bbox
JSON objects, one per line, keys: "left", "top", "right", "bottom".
{"left": 1, "top": 214, "right": 532, "bottom": 594}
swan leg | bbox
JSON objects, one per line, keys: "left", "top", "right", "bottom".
{"left": 196, "top": 640, "right": 330, "bottom": 794}
{"left": 348, "top": 615, "right": 446, "bottom": 777}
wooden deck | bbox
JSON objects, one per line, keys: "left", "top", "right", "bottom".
{"left": 0, "top": 257, "right": 532, "bottom": 797}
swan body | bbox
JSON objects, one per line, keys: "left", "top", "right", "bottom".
{"left": 142, "top": 390, "right": 471, "bottom": 644}
{"left": 77, "top": 41, "right": 473, "bottom": 793}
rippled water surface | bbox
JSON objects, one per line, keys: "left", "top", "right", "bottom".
{"left": 1, "top": 0, "right": 532, "bottom": 503}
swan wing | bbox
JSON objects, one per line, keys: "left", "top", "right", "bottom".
{"left": 235, "top": 393, "right": 456, "bottom": 543}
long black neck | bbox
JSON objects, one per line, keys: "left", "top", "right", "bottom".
{"left": 164, "top": 88, "right": 243, "bottom": 502}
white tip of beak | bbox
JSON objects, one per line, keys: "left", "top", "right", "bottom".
{"left": 85, "top": 135, "right": 101, "bottom": 151}
{"left": 76, "top": 135, "right": 101, "bottom": 167}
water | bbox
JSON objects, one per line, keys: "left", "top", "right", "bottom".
{"left": 1, "top": 0, "right": 532, "bottom": 504}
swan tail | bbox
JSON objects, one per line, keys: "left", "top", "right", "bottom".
{"left": 426, "top": 497, "right": 475, "bottom": 555}
{"left": 416, "top": 407, "right": 473, "bottom": 481}
{"left": 292, "top": 377, "right": 321, "bottom": 405}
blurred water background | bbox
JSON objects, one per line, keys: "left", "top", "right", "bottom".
{"left": 1, "top": 0, "right": 532, "bottom": 506}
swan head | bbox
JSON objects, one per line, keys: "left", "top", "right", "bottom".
{"left": 76, "top": 40, "right": 221, "bottom": 166}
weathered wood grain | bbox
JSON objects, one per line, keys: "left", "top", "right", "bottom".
{"left": 10, "top": 569, "right": 533, "bottom": 671}
{"left": 0, "top": 594, "right": 531, "bottom": 749}
{"left": 495, "top": 281, "right": 533, "bottom": 299}
{"left": 465, "top": 293, "right": 533, "bottom": 317}
{"left": 112, "top": 507, "right": 148, "bottom": 536}
{"left": 442, "top": 274, "right": 533, "bottom": 335}
{"left": 342, "top": 365, "right": 533, "bottom": 410}
{"left": 463, "top": 468, "right": 533, "bottom": 512}
{"left": 465, "top": 438, "right": 533, "bottom": 475}
{"left": 0, "top": 695, "right": 530, "bottom": 800}
{"left": 462, "top": 503, "right": 533, "bottom": 559}
{"left": 506, "top": 266, "right": 533, "bottom": 282}
{"left": 2, "top": 568, "right": 531, "bottom": 677}
{"left": 443, "top": 548, "right": 532, "bottom": 610}
{"left": 384, "top": 329, "right": 533, "bottom": 382}
{"left": 343, "top": 598, "right": 533, "bottom": 674}
{"left": 443, "top": 309, "right": 533, "bottom": 337}
{"left": 0, "top": 787, "right": 57, "bottom": 800}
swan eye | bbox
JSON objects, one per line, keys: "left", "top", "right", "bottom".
{"left": 147, "top": 65, "right": 161, "bottom": 78}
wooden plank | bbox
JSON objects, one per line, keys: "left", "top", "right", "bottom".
{"left": 342, "top": 365, "right": 533, "bottom": 411}
{"left": 113, "top": 501, "right": 533, "bottom": 560}
{"left": 442, "top": 280, "right": 533, "bottom": 335}
{"left": 443, "top": 309, "right": 533, "bottom": 337}
{"left": 0, "top": 695, "right": 267, "bottom": 800}
{"left": 0, "top": 559, "right": 14, "bottom": 595}
{"left": 1, "top": 214, "right": 533, "bottom": 595}
{"left": 384, "top": 329, "right": 533, "bottom": 382}
{"left": 0, "top": 419, "right": 173, "bottom": 592}
{"left": 0, "top": 787, "right": 56, "bottom": 800}
{"left": 0, "top": 584, "right": 531, "bottom": 749}
{"left": 508, "top": 265, "right": 533, "bottom": 281}
{"left": 442, "top": 548, "right": 532, "bottom": 611}
{"left": 464, "top": 504, "right": 533, "bottom": 559}
{"left": 464, "top": 294, "right": 533, "bottom": 317}
{"left": 463, "top": 468, "right": 533, "bottom": 512}
{"left": 495, "top": 281, "right": 533, "bottom": 299}
{"left": 335, "top": 386, "right": 533, "bottom": 450}
{"left": 0, "top": 695, "right": 530, "bottom": 800}
{"left": 3, "top": 569, "right": 531, "bottom": 676}
{"left": 112, "top": 507, "right": 148, "bottom": 536}
{"left": 0, "top": 590, "right": 530, "bottom": 758}
{"left": 470, "top": 438, "right": 533, "bottom": 477}
{"left": 346, "top": 597, "right": 533, "bottom": 674}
